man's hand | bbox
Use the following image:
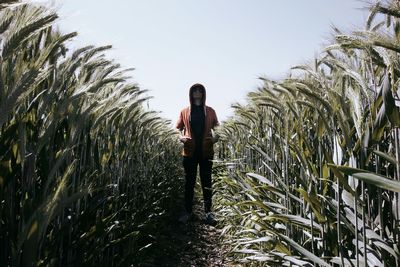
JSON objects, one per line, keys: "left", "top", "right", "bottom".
{"left": 211, "top": 135, "right": 219, "bottom": 144}
{"left": 179, "top": 136, "right": 191, "bottom": 143}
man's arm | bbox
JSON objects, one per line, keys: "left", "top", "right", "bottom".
{"left": 176, "top": 111, "right": 189, "bottom": 143}
{"left": 212, "top": 111, "right": 220, "bottom": 143}
{"left": 176, "top": 111, "right": 184, "bottom": 131}
{"left": 211, "top": 128, "right": 219, "bottom": 144}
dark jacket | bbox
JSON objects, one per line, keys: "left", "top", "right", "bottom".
{"left": 176, "top": 84, "right": 219, "bottom": 159}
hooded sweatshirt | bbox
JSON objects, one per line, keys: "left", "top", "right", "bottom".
{"left": 176, "top": 84, "right": 219, "bottom": 159}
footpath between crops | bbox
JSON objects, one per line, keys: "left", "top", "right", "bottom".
{"left": 140, "top": 188, "right": 230, "bottom": 267}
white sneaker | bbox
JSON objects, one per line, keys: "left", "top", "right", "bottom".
{"left": 178, "top": 212, "right": 191, "bottom": 223}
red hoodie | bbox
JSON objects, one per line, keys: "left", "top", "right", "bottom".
{"left": 176, "top": 84, "right": 219, "bottom": 159}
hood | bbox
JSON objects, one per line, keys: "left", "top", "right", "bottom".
{"left": 189, "top": 83, "right": 206, "bottom": 106}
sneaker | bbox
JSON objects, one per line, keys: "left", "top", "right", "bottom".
{"left": 178, "top": 212, "right": 191, "bottom": 223}
{"left": 205, "top": 212, "right": 217, "bottom": 225}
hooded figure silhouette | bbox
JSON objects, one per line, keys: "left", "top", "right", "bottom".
{"left": 176, "top": 83, "right": 219, "bottom": 224}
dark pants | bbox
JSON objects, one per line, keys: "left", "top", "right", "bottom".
{"left": 183, "top": 156, "right": 213, "bottom": 213}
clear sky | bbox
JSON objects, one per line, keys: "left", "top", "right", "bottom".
{"left": 33, "top": 0, "right": 367, "bottom": 125}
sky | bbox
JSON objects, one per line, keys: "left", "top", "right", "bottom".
{"left": 33, "top": 0, "right": 367, "bottom": 125}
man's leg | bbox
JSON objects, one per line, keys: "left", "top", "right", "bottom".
{"left": 183, "top": 157, "right": 197, "bottom": 213}
{"left": 199, "top": 158, "right": 213, "bottom": 213}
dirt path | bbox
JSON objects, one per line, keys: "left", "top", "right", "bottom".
{"left": 141, "top": 192, "right": 230, "bottom": 267}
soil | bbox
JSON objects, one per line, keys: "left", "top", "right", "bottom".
{"left": 140, "top": 191, "right": 232, "bottom": 267}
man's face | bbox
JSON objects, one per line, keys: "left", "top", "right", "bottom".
{"left": 193, "top": 88, "right": 203, "bottom": 100}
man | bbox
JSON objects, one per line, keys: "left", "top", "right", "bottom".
{"left": 176, "top": 83, "right": 219, "bottom": 224}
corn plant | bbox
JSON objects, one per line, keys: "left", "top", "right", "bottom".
{"left": 0, "top": 2, "right": 182, "bottom": 266}
{"left": 215, "top": 1, "right": 400, "bottom": 266}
